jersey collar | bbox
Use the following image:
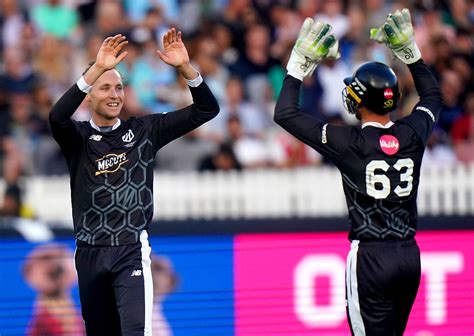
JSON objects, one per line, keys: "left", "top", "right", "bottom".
{"left": 361, "top": 121, "right": 394, "bottom": 129}
{"left": 89, "top": 119, "right": 121, "bottom": 132}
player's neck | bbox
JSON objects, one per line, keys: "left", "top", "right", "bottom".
{"left": 91, "top": 115, "right": 120, "bottom": 127}
{"left": 360, "top": 109, "right": 391, "bottom": 126}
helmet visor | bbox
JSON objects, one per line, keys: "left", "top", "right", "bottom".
{"left": 342, "top": 86, "right": 358, "bottom": 115}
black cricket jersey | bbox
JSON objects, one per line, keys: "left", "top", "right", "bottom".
{"left": 275, "top": 60, "right": 442, "bottom": 241}
{"left": 49, "top": 81, "right": 219, "bottom": 246}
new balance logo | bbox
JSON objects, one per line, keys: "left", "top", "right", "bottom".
{"left": 89, "top": 135, "right": 102, "bottom": 141}
{"left": 131, "top": 269, "right": 142, "bottom": 277}
{"left": 122, "top": 129, "right": 134, "bottom": 143}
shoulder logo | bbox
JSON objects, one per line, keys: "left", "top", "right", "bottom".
{"left": 89, "top": 134, "right": 102, "bottom": 141}
{"left": 122, "top": 129, "right": 134, "bottom": 143}
{"left": 379, "top": 135, "right": 399, "bottom": 155}
{"left": 416, "top": 106, "right": 435, "bottom": 122}
{"left": 321, "top": 123, "right": 328, "bottom": 144}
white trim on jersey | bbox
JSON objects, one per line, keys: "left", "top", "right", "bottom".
{"left": 140, "top": 230, "right": 153, "bottom": 336}
{"left": 361, "top": 121, "right": 394, "bottom": 129}
{"left": 185, "top": 72, "right": 203, "bottom": 87}
{"left": 77, "top": 76, "right": 92, "bottom": 93}
{"left": 89, "top": 119, "right": 121, "bottom": 131}
{"left": 346, "top": 240, "right": 366, "bottom": 335}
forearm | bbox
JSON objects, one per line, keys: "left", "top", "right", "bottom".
{"left": 152, "top": 80, "right": 219, "bottom": 148}
{"left": 274, "top": 75, "right": 303, "bottom": 125}
{"left": 407, "top": 59, "right": 443, "bottom": 119}
{"left": 274, "top": 75, "right": 349, "bottom": 162}
{"left": 49, "top": 83, "right": 86, "bottom": 124}
{"left": 177, "top": 62, "right": 199, "bottom": 80}
{"left": 188, "top": 81, "right": 220, "bottom": 122}
{"left": 83, "top": 63, "right": 107, "bottom": 86}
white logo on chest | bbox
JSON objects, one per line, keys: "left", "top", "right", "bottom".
{"left": 122, "top": 129, "right": 134, "bottom": 143}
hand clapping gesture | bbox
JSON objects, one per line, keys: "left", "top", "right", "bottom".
{"left": 156, "top": 28, "right": 190, "bottom": 68}
{"left": 95, "top": 34, "right": 129, "bottom": 70}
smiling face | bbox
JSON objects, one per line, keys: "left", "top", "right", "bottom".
{"left": 86, "top": 69, "right": 124, "bottom": 126}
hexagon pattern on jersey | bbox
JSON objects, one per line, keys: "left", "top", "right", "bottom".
{"left": 343, "top": 173, "right": 415, "bottom": 239}
{"left": 77, "top": 141, "right": 154, "bottom": 245}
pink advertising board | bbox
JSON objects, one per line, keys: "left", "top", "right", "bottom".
{"left": 235, "top": 231, "right": 474, "bottom": 335}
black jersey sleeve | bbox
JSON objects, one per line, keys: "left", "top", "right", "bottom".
{"left": 399, "top": 59, "right": 443, "bottom": 145}
{"left": 274, "top": 75, "right": 352, "bottom": 164}
{"left": 143, "top": 81, "right": 220, "bottom": 151}
{"left": 49, "top": 83, "right": 86, "bottom": 155}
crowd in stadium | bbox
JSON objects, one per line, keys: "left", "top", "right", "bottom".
{"left": 0, "top": 0, "right": 472, "bottom": 216}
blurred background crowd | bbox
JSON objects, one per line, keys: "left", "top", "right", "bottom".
{"left": 0, "top": 0, "right": 472, "bottom": 218}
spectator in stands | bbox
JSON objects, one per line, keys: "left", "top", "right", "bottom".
{"left": 192, "top": 35, "right": 229, "bottom": 104}
{"left": 123, "top": 0, "right": 179, "bottom": 27}
{"left": 451, "top": 92, "right": 474, "bottom": 162}
{"left": 203, "top": 76, "right": 269, "bottom": 142}
{"left": 438, "top": 69, "right": 464, "bottom": 132}
{"left": 422, "top": 127, "right": 458, "bottom": 168}
{"left": 156, "top": 129, "right": 217, "bottom": 172}
{"left": 315, "top": 58, "right": 356, "bottom": 124}
{"left": 226, "top": 115, "right": 270, "bottom": 169}
{"left": 93, "top": 1, "right": 129, "bottom": 36}
{"left": 8, "top": 92, "right": 39, "bottom": 175}
{"left": 0, "top": 1, "right": 470, "bottom": 175}
{"left": 31, "top": 81, "right": 69, "bottom": 175}
{"left": 0, "top": 153, "right": 23, "bottom": 217}
{"left": 228, "top": 23, "right": 280, "bottom": 84}
{"left": 32, "top": 35, "right": 72, "bottom": 100}
{"left": 126, "top": 27, "right": 177, "bottom": 113}
{"left": 23, "top": 244, "right": 85, "bottom": 336}
{"left": 314, "top": 0, "right": 349, "bottom": 40}
{"left": 30, "top": 0, "right": 79, "bottom": 39}
{"left": 0, "top": 47, "right": 37, "bottom": 95}
{"left": 198, "top": 142, "right": 242, "bottom": 171}
{"left": 212, "top": 22, "right": 238, "bottom": 68}
{"left": 414, "top": 3, "right": 456, "bottom": 61}
{"left": 269, "top": 131, "right": 322, "bottom": 168}
{"left": 0, "top": 0, "right": 32, "bottom": 53}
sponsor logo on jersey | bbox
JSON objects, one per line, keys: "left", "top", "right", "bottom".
{"left": 379, "top": 135, "right": 399, "bottom": 155}
{"left": 322, "top": 123, "right": 328, "bottom": 144}
{"left": 384, "top": 88, "right": 393, "bottom": 99}
{"left": 89, "top": 134, "right": 102, "bottom": 141}
{"left": 131, "top": 269, "right": 142, "bottom": 277}
{"left": 95, "top": 153, "right": 128, "bottom": 176}
{"left": 122, "top": 129, "right": 134, "bottom": 143}
{"left": 416, "top": 106, "right": 435, "bottom": 122}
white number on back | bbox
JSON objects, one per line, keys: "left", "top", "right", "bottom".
{"left": 366, "top": 158, "right": 414, "bottom": 199}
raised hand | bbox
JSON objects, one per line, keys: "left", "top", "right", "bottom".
{"left": 287, "top": 18, "right": 340, "bottom": 81}
{"left": 370, "top": 8, "right": 421, "bottom": 64}
{"left": 156, "top": 28, "right": 190, "bottom": 68}
{"left": 95, "top": 34, "right": 128, "bottom": 70}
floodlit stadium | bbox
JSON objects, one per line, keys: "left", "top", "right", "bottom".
{"left": 0, "top": 1, "right": 473, "bottom": 335}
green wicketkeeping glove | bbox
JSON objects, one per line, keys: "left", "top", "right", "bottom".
{"left": 370, "top": 8, "right": 421, "bottom": 64}
{"left": 287, "top": 18, "right": 340, "bottom": 81}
